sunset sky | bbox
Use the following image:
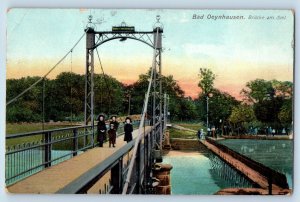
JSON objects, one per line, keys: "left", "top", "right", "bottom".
{"left": 7, "top": 9, "right": 294, "bottom": 99}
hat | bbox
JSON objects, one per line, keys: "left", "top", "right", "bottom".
{"left": 97, "top": 114, "right": 105, "bottom": 120}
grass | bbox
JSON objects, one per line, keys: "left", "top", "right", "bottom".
{"left": 175, "top": 122, "right": 205, "bottom": 131}
{"left": 5, "top": 122, "right": 82, "bottom": 149}
{"left": 169, "top": 128, "right": 198, "bottom": 139}
{"left": 6, "top": 123, "right": 79, "bottom": 135}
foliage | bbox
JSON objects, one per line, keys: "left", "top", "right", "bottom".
{"left": 253, "top": 97, "right": 284, "bottom": 125}
{"left": 198, "top": 68, "right": 216, "bottom": 96}
{"left": 229, "top": 104, "right": 256, "bottom": 124}
{"left": 278, "top": 99, "right": 293, "bottom": 127}
{"left": 196, "top": 89, "right": 239, "bottom": 127}
{"left": 240, "top": 78, "right": 293, "bottom": 131}
{"left": 6, "top": 72, "right": 125, "bottom": 122}
{"left": 126, "top": 70, "right": 197, "bottom": 121}
{"left": 241, "top": 79, "right": 274, "bottom": 103}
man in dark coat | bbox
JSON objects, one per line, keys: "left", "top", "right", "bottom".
{"left": 124, "top": 117, "right": 133, "bottom": 143}
{"left": 108, "top": 123, "right": 117, "bottom": 147}
{"left": 97, "top": 115, "right": 107, "bottom": 147}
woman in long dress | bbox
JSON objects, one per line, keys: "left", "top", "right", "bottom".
{"left": 124, "top": 117, "right": 133, "bottom": 143}
{"left": 97, "top": 115, "right": 107, "bottom": 147}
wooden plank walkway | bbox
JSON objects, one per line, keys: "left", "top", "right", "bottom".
{"left": 7, "top": 126, "right": 151, "bottom": 194}
{"left": 201, "top": 140, "right": 291, "bottom": 193}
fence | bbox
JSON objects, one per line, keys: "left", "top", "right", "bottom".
{"left": 5, "top": 120, "right": 145, "bottom": 186}
{"left": 56, "top": 123, "right": 157, "bottom": 194}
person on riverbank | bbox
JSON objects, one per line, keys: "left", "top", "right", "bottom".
{"left": 124, "top": 117, "right": 133, "bottom": 143}
{"left": 108, "top": 123, "right": 117, "bottom": 148}
{"left": 272, "top": 128, "right": 276, "bottom": 136}
{"left": 282, "top": 128, "right": 286, "bottom": 135}
{"left": 97, "top": 115, "right": 107, "bottom": 147}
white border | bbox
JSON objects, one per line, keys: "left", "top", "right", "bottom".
{"left": 0, "top": 1, "right": 298, "bottom": 202}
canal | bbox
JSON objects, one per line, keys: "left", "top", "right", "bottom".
{"left": 163, "top": 149, "right": 254, "bottom": 195}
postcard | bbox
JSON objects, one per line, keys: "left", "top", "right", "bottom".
{"left": 5, "top": 9, "right": 294, "bottom": 195}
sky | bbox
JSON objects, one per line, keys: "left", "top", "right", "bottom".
{"left": 6, "top": 9, "right": 294, "bottom": 99}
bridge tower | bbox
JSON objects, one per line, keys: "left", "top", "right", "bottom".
{"left": 84, "top": 15, "right": 164, "bottom": 150}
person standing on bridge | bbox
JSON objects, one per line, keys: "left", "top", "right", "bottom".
{"left": 108, "top": 123, "right": 117, "bottom": 148}
{"left": 124, "top": 117, "right": 133, "bottom": 143}
{"left": 97, "top": 115, "right": 107, "bottom": 147}
{"left": 110, "top": 116, "right": 119, "bottom": 132}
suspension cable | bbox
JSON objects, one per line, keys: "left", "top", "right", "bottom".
{"left": 6, "top": 31, "right": 87, "bottom": 106}
{"left": 122, "top": 28, "right": 160, "bottom": 194}
{"left": 70, "top": 50, "right": 73, "bottom": 125}
{"left": 95, "top": 47, "right": 113, "bottom": 116}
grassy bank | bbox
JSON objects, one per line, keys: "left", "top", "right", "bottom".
{"left": 175, "top": 122, "right": 205, "bottom": 131}
{"left": 6, "top": 122, "right": 80, "bottom": 135}
{"left": 169, "top": 128, "right": 197, "bottom": 139}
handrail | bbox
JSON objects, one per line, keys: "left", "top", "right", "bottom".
{"left": 56, "top": 139, "right": 136, "bottom": 193}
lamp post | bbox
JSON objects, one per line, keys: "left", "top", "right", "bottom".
{"left": 206, "top": 93, "right": 213, "bottom": 136}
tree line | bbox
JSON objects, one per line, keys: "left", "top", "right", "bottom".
{"left": 197, "top": 68, "right": 293, "bottom": 135}
{"left": 6, "top": 71, "right": 198, "bottom": 123}
{"left": 6, "top": 68, "right": 293, "bottom": 136}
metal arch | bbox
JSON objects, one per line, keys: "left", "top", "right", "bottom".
{"left": 84, "top": 27, "right": 163, "bottom": 151}
{"left": 94, "top": 36, "right": 154, "bottom": 49}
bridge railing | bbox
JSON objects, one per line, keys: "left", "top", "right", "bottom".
{"left": 6, "top": 125, "right": 94, "bottom": 185}
{"left": 5, "top": 120, "right": 146, "bottom": 186}
{"left": 56, "top": 123, "right": 156, "bottom": 194}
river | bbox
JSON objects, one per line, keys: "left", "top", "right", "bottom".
{"left": 163, "top": 150, "right": 254, "bottom": 195}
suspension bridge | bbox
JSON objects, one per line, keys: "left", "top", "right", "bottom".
{"left": 5, "top": 15, "right": 170, "bottom": 194}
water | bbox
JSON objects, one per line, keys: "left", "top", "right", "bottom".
{"left": 218, "top": 139, "right": 293, "bottom": 188}
{"left": 5, "top": 150, "right": 80, "bottom": 185}
{"left": 163, "top": 150, "right": 254, "bottom": 195}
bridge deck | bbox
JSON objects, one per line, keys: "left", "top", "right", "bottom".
{"left": 7, "top": 126, "right": 151, "bottom": 194}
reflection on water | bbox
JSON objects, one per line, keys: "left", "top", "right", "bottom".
{"left": 163, "top": 150, "right": 253, "bottom": 195}
{"left": 219, "top": 139, "right": 293, "bottom": 188}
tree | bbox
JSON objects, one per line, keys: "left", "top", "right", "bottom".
{"left": 198, "top": 68, "right": 216, "bottom": 96}
{"left": 94, "top": 74, "right": 125, "bottom": 116}
{"left": 46, "top": 72, "right": 85, "bottom": 121}
{"left": 240, "top": 79, "right": 293, "bottom": 132}
{"left": 126, "top": 70, "right": 192, "bottom": 121}
{"left": 271, "top": 80, "right": 293, "bottom": 98}
{"left": 229, "top": 104, "right": 256, "bottom": 134}
{"left": 207, "top": 89, "right": 240, "bottom": 127}
{"left": 196, "top": 89, "right": 239, "bottom": 135}
{"left": 278, "top": 99, "right": 293, "bottom": 127}
{"left": 6, "top": 76, "right": 44, "bottom": 122}
{"left": 241, "top": 79, "right": 274, "bottom": 103}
